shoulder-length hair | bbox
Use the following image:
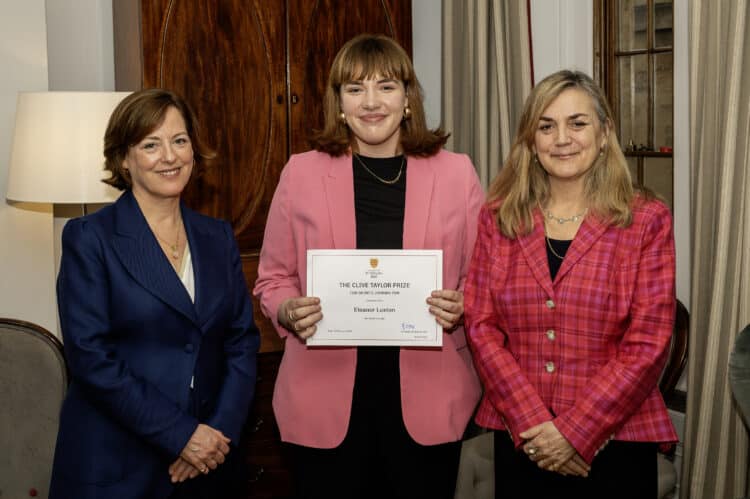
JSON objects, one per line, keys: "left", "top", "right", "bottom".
{"left": 489, "top": 70, "right": 635, "bottom": 238}
{"left": 311, "top": 33, "right": 448, "bottom": 157}
{"left": 103, "top": 88, "right": 216, "bottom": 191}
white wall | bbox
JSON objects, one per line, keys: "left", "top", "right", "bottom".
{"left": 46, "top": 0, "right": 115, "bottom": 91}
{"left": 0, "top": 0, "right": 57, "bottom": 333}
{"left": 0, "top": 0, "right": 116, "bottom": 337}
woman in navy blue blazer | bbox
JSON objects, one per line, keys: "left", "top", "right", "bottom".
{"left": 49, "top": 89, "right": 260, "bottom": 499}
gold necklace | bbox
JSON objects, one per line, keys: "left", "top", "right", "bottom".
{"left": 545, "top": 233, "right": 566, "bottom": 260}
{"left": 544, "top": 207, "right": 587, "bottom": 225}
{"left": 354, "top": 153, "right": 405, "bottom": 185}
{"left": 152, "top": 225, "right": 182, "bottom": 260}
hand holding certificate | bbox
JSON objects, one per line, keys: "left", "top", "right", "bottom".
{"left": 306, "top": 249, "right": 443, "bottom": 346}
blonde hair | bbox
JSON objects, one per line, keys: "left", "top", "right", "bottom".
{"left": 311, "top": 34, "right": 448, "bottom": 157}
{"left": 488, "top": 70, "right": 635, "bottom": 238}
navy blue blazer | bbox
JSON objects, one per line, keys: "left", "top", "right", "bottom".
{"left": 49, "top": 191, "right": 259, "bottom": 499}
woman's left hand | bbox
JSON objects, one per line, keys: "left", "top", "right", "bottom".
{"left": 519, "top": 421, "right": 581, "bottom": 473}
{"left": 426, "top": 289, "right": 464, "bottom": 330}
{"left": 168, "top": 457, "right": 200, "bottom": 483}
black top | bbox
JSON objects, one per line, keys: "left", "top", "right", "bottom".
{"left": 546, "top": 237, "right": 572, "bottom": 281}
{"left": 353, "top": 154, "right": 407, "bottom": 249}
{"left": 351, "top": 154, "right": 407, "bottom": 427}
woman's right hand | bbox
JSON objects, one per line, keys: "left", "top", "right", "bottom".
{"left": 179, "top": 424, "right": 231, "bottom": 474}
{"left": 279, "top": 297, "right": 322, "bottom": 339}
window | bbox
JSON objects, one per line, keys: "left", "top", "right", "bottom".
{"left": 594, "top": 0, "right": 674, "bottom": 207}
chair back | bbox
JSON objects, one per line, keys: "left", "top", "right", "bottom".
{"left": 0, "top": 318, "right": 67, "bottom": 499}
{"left": 659, "top": 299, "right": 689, "bottom": 396}
{"left": 729, "top": 324, "right": 750, "bottom": 428}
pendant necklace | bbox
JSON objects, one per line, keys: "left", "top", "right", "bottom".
{"left": 543, "top": 207, "right": 588, "bottom": 225}
{"left": 354, "top": 153, "right": 405, "bottom": 185}
{"left": 153, "top": 225, "right": 182, "bottom": 260}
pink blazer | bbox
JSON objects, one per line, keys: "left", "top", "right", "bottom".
{"left": 254, "top": 149, "right": 483, "bottom": 448}
{"left": 464, "top": 199, "right": 679, "bottom": 463}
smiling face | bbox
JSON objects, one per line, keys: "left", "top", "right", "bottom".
{"left": 340, "top": 74, "right": 407, "bottom": 157}
{"left": 533, "top": 88, "right": 609, "bottom": 188}
{"left": 123, "top": 106, "right": 194, "bottom": 203}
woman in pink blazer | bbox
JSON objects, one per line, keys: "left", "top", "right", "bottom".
{"left": 464, "top": 70, "right": 678, "bottom": 498}
{"left": 254, "top": 35, "right": 482, "bottom": 499}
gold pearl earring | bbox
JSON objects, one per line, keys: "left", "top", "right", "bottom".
{"left": 339, "top": 112, "right": 347, "bottom": 124}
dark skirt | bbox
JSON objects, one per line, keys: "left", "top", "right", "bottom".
{"left": 494, "top": 431, "right": 657, "bottom": 499}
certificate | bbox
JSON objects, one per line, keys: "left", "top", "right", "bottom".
{"left": 306, "top": 249, "right": 443, "bottom": 346}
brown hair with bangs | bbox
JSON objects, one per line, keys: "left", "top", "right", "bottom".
{"left": 311, "top": 34, "right": 448, "bottom": 157}
{"left": 489, "top": 70, "right": 639, "bottom": 238}
{"left": 102, "top": 88, "right": 216, "bottom": 191}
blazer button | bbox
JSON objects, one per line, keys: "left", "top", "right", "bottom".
{"left": 545, "top": 361, "right": 555, "bottom": 373}
{"left": 546, "top": 329, "right": 556, "bottom": 340}
{"left": 184, "top": 343, "right": 194, "bottom": 353}
{"left": 546, "top": 299, "right": 555, "bottom": 309}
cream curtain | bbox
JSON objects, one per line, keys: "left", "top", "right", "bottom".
{"left": 441, "top": 0, "right": 532, "bottom": 189}
{"left": 682, "top": 1, "right": 750, "bottom": 497}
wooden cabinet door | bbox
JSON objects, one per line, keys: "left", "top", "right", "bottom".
{"left": 137, "top": 0, "right": 288, "bottom": 253}
{"left": 114, "top": 0, "right": 412, "bottom": 353}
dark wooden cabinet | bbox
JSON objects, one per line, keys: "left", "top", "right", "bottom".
{"left": 240, "top": 351, "right": 292, "bottom": 498}
{"left": 113, "top": 2, "right": 412, "bottom": 495}
{"left": 114, "top": 0, "right": 412, "bottom": 352}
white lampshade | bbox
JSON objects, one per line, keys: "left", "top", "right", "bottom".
{"left": 6, "top": 91, "right": 131, "bottom": 204}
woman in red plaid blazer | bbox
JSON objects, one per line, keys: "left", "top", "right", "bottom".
{"left": 464, "top": 70, "right": 678, "bottom": 498}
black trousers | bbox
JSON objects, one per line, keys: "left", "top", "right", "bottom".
{"left": 169, "top": 388, "right": 246, "bottom": 499}
{"left": 288, "top": 347, "right": 462, "bottom": 499}
{"left": 167, "top": 445, "right": 245, "bottom": 499}
{"left": 494, "top": 431, "right": 657, "bottom": 499}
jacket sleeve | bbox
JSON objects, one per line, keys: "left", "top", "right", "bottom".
{"left": 57, "top": 219, "right": 198, "bottom": 457}
{"left": 553, "top": 204, "right": 676, "bottom": 463}
{"left": 464, "top": 206, "right": 553, "bottom": 444}
{"left": 206, "top": 221, "right": 260, "bottom": 444}
{"left": 253, "top": 161, "right": 300, "bottom": 338}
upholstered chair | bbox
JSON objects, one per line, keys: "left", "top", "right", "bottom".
{"left": 0, "top": 319, "right": 67, "bottom": 499}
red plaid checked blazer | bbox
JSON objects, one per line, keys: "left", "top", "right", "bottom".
{"left": 464, "top": 197, "right": 678, "bottom": 463}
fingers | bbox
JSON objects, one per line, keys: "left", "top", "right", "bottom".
{"left": 519, "top": 423, "right": 545, "bottom": 441}
{"left": 169, "top": 457, "right": 200, "bottom": 483}
{"left": 180, "top": 424, "right": 232, "bottom": 475}
{"left": 426, "top": 290, "right": 464, "bottom": 328}
{"left": 524, "top": 443, "right": 540, "bottom": 460}
{"left": 293, "top": 311, "right": 323, "bottom": 339}
{"left": 536, "top": 456, "right": 559, "bottom": 472}
{"left": 280, "top": 297, "right": 323, "bottom": 337}
{"left": 559, "top": 455, "right": 590, "bottom": 477}
{"left": 217, "top": 439, "right": 231, "bottom": 456}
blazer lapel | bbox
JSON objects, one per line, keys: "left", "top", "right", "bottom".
{"left": 323, "top": 154, "right": 357, "bottom": 249}
{"left": 553, "top": 214, "right": 609, "bottom": 284}
{"left": 111, "top": 191, "right": 199, "bottom": 326}
{"left": 517, "top": 210, "right": 555, "bottom": 297}
{"left": 402, "top": 156, "right": 434, "bottom": 249}
{"left": 183, "top": 207, "right": 225, "bottom": 331}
